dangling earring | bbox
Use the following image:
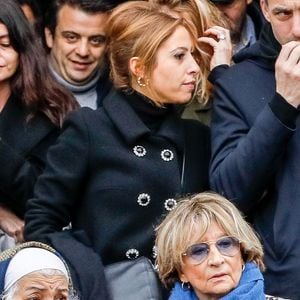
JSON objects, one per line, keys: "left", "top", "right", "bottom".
{"left": 242, "top": 264, "right": 245, "bottom": 271}
{"left": 181, "top": 281, "right": 190, "bottom": 290}
{"left": 137, "top": 76, "right": 148, "bottom": 87}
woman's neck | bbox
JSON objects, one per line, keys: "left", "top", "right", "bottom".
{"left": 0, "top": 83, "right": 11, "bottom": 112}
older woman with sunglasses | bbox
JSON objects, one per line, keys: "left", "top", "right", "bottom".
{"left": 155, "top": 192, "right": 266, "bottom": 299}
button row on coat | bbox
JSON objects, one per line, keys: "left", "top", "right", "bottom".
{"left": 125, "top": 246, "right": 158, "bottom": 261}
{"left": 137, "top": 193, "right": 177, "bottom": 211}
{"left": 133, "top": 145, "right": 174, "bottom": 161}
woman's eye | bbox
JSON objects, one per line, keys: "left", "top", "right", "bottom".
{"left": 174, "top": 53, "right": 184, "bottom": 60}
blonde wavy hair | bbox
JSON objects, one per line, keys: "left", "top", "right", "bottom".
{"left": 155, "top": 192, "right": 265, "bottom": 288}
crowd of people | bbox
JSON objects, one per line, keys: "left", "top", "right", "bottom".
{"left": 0, "top": 0, "right": 299, "bottom": 299}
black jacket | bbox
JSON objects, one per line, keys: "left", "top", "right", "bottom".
{"left": 25, "top": 88, "right": 210, "bottom": 265}
{"left": 0, "top": 94, "right": 59, "bottom": 217}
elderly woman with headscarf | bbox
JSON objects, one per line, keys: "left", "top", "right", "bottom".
{"left": 0, "top": 242, "right": 79, "bottom": 300}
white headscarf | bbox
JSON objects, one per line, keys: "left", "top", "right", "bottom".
{"left": 4, "top": 247, "right": 69, "bottom": 291}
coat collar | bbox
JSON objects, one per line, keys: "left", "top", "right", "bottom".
{"left": 103, "top": 88, "right": 184, "bottom": 151}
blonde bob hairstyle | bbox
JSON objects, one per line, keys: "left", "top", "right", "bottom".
{"left": 107, "top": 1, "right": 203, "bottom": 105}
{"left": 155, "top": 192, "right": 265, "bottom": 288}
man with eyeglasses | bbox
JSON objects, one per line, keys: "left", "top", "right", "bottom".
{"left": 210, "top": 0, "right": 300, "bottom": 298}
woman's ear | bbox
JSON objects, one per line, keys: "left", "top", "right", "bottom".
{"left": 129, "top": 57, "right": 145, "bottom": 78}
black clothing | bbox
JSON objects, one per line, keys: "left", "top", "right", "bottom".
{"left": 25, "top": 88, "right": 210, "bottom": 265}
{"left": 0, "top": 94, "right": 59, "bottom": 217}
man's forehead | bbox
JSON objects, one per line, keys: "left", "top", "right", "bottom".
{"left": 55, "top": 4, "right": 109, "bottom": 35}
{"left": 57, "top": 4, "right": 109, "bottom": 25}
{"left": 267, "top": 0, "right": 300, "bottom": 9}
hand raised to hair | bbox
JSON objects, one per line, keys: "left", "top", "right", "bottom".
{"left": 276, "top": 41, "right": 300, "bottom": 108}
{"left": 0, "top": 205, "right": 24, "bottom": 243}
{"left": 198, "top": 26, "right": 232, "bottom": 71}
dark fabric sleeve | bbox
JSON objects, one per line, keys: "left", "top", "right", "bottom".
{"left": 24, "top": 110, "right": 90, "bottom": 242}
{"left": 0, "top": 129, "right": 59, "bottom": 217}
{"left": 208, "top": 65, "right": 230, "bottom": 84}
{"left": 209, "top": 80, "right": 295, "bottom": 214}
{"left": 269, "top": 93, "right": 299, "bottom": 129}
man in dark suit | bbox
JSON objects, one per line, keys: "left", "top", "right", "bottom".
{"left": 210, "top": 0, "right": 300, "bottom": 298}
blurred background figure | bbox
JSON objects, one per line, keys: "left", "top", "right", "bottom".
{"left": 155, "top": 192, "right": 266, "bottom": 299}
{"left": 0, "top": 242, "right": 79, "bottom": 300}
{"left": 16, "top": 0, "right": 41, "bottom": 25}
{"left": 208, "top": 0, "right": 265, "bottom": 54}
{"left": 0, "top": 0, "right": 76, "bottom": 250}
{"left": 16, "top": 0, "right": 44, "bottom": 39}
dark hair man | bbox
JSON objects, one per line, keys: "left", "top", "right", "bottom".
{"left": 44, "top": 0, "right": 119, "bottom": 109}
{"left": 210, "top": 0, "right": 300, "bottom": 298}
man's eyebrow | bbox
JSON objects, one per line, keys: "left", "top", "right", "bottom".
{"left": 61, "top": 30, "right": 78, "bottom": 35}
{"left": 272, "top": 6, "right": 292, "bottom": 13}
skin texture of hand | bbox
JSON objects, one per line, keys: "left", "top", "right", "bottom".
{"left": 276, "top": 41, "right": 300, "bottom": 108}
{"left": 0, "top": 205, "right": 24, "bottom": 243}
{"left": 198, "top": 26, "right": 232, "bottom": 70}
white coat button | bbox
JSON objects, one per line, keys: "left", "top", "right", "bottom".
{"left": 133, "top": 145, "right": 146, "bottom": 157}
{"left": 126, "top": 248, "right": 139, "bottom": 260}
{"left": 161, "top": 149, "right": 174, "bottom": 161}
{"left": 137, "top": 193, "right": 151, "bottom": 206}
{"left": 164, "top": 198, "right": 177, "bottom": 211}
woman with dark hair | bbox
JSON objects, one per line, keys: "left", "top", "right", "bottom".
{"left": 0, "top": 0, "right": 77, "bottom": 246}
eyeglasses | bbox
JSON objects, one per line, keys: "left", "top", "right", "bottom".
{"left": 182, "top": 236, "right": 240, "bottom": 265}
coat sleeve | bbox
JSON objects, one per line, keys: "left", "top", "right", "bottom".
{"left": 24, "top": 110, "right": 90, "bottom": 242}
{"left": 0, "top": 129, "right": 59, "bottom": 217}
{"left": 209, "top": 80, "right": 295, "bottom": 214}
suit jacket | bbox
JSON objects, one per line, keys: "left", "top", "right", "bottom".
{"left": 25, "top": 88, "right": 210, "bottom": 265}
{"left": 0, "top": 94, "right": 59, "bottom": 217}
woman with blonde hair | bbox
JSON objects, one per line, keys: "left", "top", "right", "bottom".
{"left": 155, "top": 192, "right": 265, "bottom": 299}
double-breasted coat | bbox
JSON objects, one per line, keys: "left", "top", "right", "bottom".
{"left": 25, "top": 88, "right": 210, "bottom": 265}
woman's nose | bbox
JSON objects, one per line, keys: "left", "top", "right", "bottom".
{"left": 188, "top": 56, "right": 200, "bottom": 76}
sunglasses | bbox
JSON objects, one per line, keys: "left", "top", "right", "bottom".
{"left": 183, "top": 236, "right": 240, "bottom": 265}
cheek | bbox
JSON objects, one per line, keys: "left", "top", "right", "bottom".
{"left": 7, "top": 53, "right": 19, "bottom": 72}
{"left": 92, "top": 47, "right": 106, "bottom": 60}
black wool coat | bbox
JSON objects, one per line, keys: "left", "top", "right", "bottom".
{"left": 25, "top": 88, "right": 210, "bottom": 265}
{"left": 0, "top": 94, "right": 59, "bottom": 217}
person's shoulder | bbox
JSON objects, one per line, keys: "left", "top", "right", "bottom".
{"left": 63, "top": 106, "right": 109, "bottom": 130}
{"left": 182, "top": 118, "right": 210, "bottom": 136}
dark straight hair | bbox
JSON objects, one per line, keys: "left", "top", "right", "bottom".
{"left": 0, "top": 0, "right": 78, "bottom": 126}
{"left": 45, "top": 0, "right": 120, "bottom": 36}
